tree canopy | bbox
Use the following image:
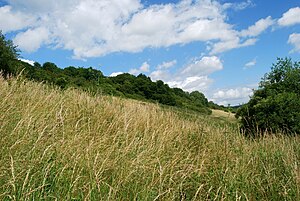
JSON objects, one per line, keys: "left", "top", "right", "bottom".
{"left": 0, "top": 31, "right": 19, "bottom": 76}
{"left": 236, "top": 58, "right": 300, "bottom": 136}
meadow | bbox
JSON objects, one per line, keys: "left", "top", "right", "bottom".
{"left": 1, "top": 75, "right": 300, "bottom": 200}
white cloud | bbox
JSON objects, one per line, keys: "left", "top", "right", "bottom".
{"left": 211, "top": 87, "right": 253, "bottom": 105}
{"left": 13, "top": 27, "right": 50, "bottom": 52}
{"left": 210, "top": 38, "right": 257, "bottom": 55}
{"left": 240, "top": 16, "right": 274, "bottom": 37}
{"left": 1, "top": 0, "right": 266, "bottom": 58}
{"left": 224, "top": 0, "right": 254, "bottom": 11}
{"left": 156, "top": 60, "right": 177, "bottom": 70}
{"left": 109, "top": 72, "right": 124, "bottom": 77}
{"left": 0, "top": 5, "right": 35, "bottom": 33}
{"left": 168, "top": 76, "right": 213, "bottom": 92}
{"left": 177, "top": 19, "right": 237, "bottom": 44}
{"left": 140, "top": 62, "right": 150, "bottom": 72}
{"left": 6, "top": 0, "right": 80, "bottom": 13}
{"left": 150, "top": 70, "right": 171, "bottom": 81}
{"left": 149, "top": 60, "right": 177, "bottom": 81}
{"left": 129, "top": 61, "right": 150, "bottom": 75}
{"left": 149, "top": 56, "right": 223, "bottom": 92}
{"left": 244, "top": 58, "right": 257, "bottom": 69}
{"left": 288, "top": 33, "right": 300, "bottom": 53}
{"left": 182, "top": 56, "right": 223, "bottom": 77}
{"left": 19, "top": 58, "right": 35, "bottom": 66}
{"left": 278, "top": 7, "right": 300, "bottom": 27}
{"left": 172, "top": 56, "right": 223, "bottom": 92}
{"left": 118, "top": 1, "right": 238, "bottom": 54}
{"left": 209, "top": 15, "right": 274, "bottom": 55}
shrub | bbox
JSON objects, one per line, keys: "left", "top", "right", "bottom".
{"left": 236, "top": 58, "right": 300, "bottom": 136}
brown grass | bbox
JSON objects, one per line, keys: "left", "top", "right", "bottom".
{"left": 0, "top": 76, "right": 300, "bottom": 200}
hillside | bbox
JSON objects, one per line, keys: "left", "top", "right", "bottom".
{"left": 1, "top": 76, "right": 300, "bottom": 200}
{"left": 1, "top": 31, "right": 229, "bottom": 117}
{"left": 10, "top": 60, "right": 214, "bottom": 115}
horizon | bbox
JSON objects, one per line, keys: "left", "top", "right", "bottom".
{"left": 1, "top": 0, "right": 300, "bottom": 105}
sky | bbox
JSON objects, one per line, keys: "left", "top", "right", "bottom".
{"left": 1, "top": 0, "right": 300, "bottom": 105}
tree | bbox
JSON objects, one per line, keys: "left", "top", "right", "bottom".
{"left": 190, "top": 91, "right": 209, "bottom": 107}
{"left": 0, "top": 31, "right": 20, "bottom": 76}
{"left": 236, "top": 58, "right": 300, "bottom": 136}
{"left": 43, "top": 62, "right": 60, "bottom": 73}
{"left": 34, "top": 62, "right": 42, "bottom": 68}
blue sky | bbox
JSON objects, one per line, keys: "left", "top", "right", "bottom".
{"left": 1, "top": 0, "right": 300, "bottom": 105}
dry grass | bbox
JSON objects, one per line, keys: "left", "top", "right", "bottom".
{"left": 0, "top": 76, "right": 300, "bottom": 200}
{"left": 211, "top": 109, "right": 235, "bottom": 118}
{"left": 211, "top": 110, "right": 236, "bottom": 122}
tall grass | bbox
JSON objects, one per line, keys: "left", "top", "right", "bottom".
{"left": 0, "top": 76, "right": 300, "bottom": 200}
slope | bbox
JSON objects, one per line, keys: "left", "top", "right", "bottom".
{"left": 0, "top": 76, "right": 299, "bottom": 200}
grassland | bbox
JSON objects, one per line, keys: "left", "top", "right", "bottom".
{"left": 1, "top": 76, "right": 300, "bottom": 200}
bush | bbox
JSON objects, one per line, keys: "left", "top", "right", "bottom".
{"left": 0, "top": 31, "right": 20, "bottom": 75}
{"left": 236, "top": 58, "right": 300, "bottom": 136}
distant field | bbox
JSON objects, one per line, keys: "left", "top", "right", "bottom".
{"left": 211, "top": 109, "right": 235, "bottom": 120}
{"left": 1, "top": 76, "right": 300, "bottom": 200}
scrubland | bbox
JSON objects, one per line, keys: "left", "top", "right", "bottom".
{"left": 1, "top": 76, "right": 300, "bottom": 200}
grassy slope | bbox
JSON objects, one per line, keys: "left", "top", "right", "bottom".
{"left": 0, "top": 76, "right": 300, "bottom": 200}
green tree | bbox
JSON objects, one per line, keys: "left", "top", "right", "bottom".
{"left": 190, "top": 91, "right": 209, "bottom": 107}
{"left": 55, "top": 77, "right": 69, "bottom": 89}
{"left": 34, "top": 62, "right": 42, "bottom": 68}
{"left": 236, "top": 58, "right": 300, "bottom": 136}
{"left": 0, "top": 31, "right": 20, "bottom": 75}
{"left": 43, "top": 62, "right": 60, "bottom": 73}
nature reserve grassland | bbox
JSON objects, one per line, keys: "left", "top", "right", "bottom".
{"left": 1, "top": 76, "right": 300, "bottom": 200}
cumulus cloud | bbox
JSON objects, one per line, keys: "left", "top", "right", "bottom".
{"left": 150, "top": 70, "right": 171, "bottom": 82}
{"left": 1, "top": 0, "right": 270, "bottom": 58}
{"left": 173, "top": 56, "right": 223, "bottom": 92}
{"left": 6, "top": 0, "right": 80, "bottom": 13}
{"left": 14, "top": 27, "right": 50, "bottom": 52}
{"left": 129, "top": 62, "right": 150, "bottom": 75}
{"left": 240, "top": 16, "right": 274, "bottom": 37}
{"left": 150, "top": 56, "right": 223, "bottom": 92}
{"left": 278, "top": 7, "right": 300, "bottom": 27}
{"left": 211, "top": 87, "right": 253, "bottom": 105}
{"left": 0, "top": 5, "right": 35, "bottom": 33}
{"left": 181, "top": 56, "right": 223, "bottom": 77}
{"left": 168, "top": 76, "right": 214, "bottom": 92}
{"left": 288, "top": 33, "right": 300, "bottom": 53}
{"left": 150, "top": 60, "right": 177, "bottom": 81}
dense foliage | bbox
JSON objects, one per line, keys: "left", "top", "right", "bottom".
{"left": 236, "top": 58, "right": 300, "bottom": 136}
{"left": 0, "top": 31, "right": 19, "bottom": 76}
{"left": 21, "top": 62, "right": 212, "bottom": 114}
{"left": 0, "top": 32, "right": 211, "bottom": 114}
